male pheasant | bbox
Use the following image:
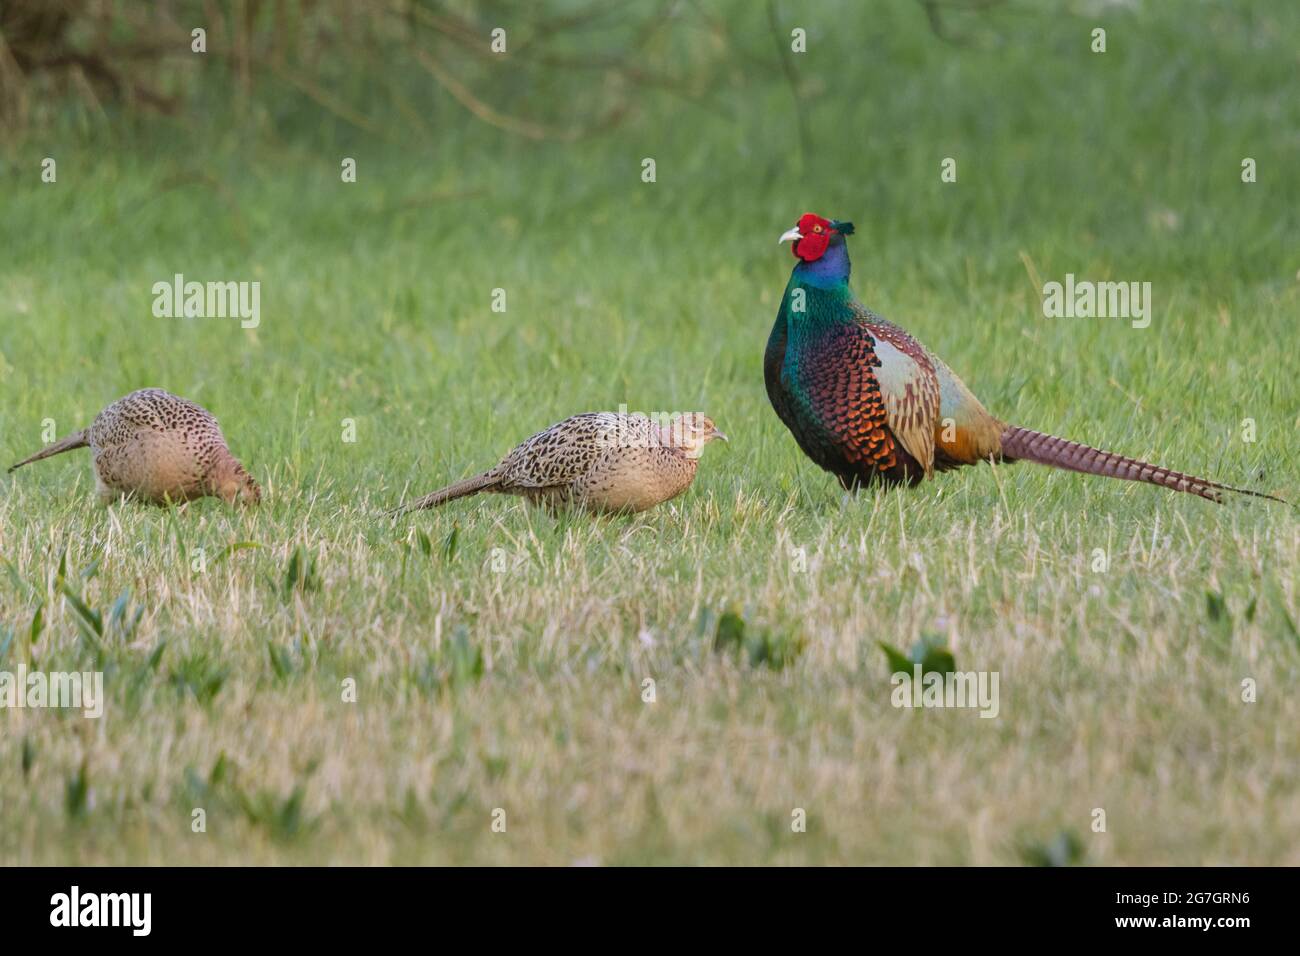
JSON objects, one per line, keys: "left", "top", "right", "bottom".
{"left": 765, "top": 212, "right": 1280, "bottom": 503}
{"left": 389, "top": 411, "right": 727, "bottom": 516}
{"left": 8, "top": 388, "right": 261, "bottom": 505}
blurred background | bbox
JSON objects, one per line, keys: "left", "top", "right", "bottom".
{"left": 2, "top": 1, "right": 1295, "bottom": 444}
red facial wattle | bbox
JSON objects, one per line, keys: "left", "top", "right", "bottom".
{"left": 792, "top": 213, "right": 835, "bottom": 262}
{"left": 793, "top": 231, "right": 830, "bottom": 261}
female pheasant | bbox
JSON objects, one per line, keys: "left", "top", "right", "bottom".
{"left": 388, "top": 411, "right": 727, "bottom": 516}
{"left": 765, "top": 212, "right": 1280, "bottom": 503}
{"left": 8, "top": 388, "right": 261, "bottom": 505}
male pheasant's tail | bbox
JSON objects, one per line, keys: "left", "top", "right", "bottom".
{"left": 386, "top": 472, "right": 500, "bottom": 517}
{"left": 7, "top": 430, "right": 90, "bottom": 473}
{"left": 999, "top": 426, "right": 1285, "bottom": 504}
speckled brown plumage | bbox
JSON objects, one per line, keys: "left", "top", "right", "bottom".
{"left": 390, "top": 411, "right": 727, "bottom": 516}
{"left": 8, "top": 388, "right": 261, "bottom": 505}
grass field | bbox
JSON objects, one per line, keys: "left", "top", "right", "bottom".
{"left": 1, "top": 0, "right": 1298, "bottom": 865}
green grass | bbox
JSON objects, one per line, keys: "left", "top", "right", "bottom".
{"left": 1, "top": 0, "right": 1298, "bottom": 864}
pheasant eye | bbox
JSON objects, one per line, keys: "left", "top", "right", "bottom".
{"left": 812, "top": 225, "right": 823, "bottom": 234}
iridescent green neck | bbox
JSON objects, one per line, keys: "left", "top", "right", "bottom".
{"left": 781, "top": 264, "right": 855, "bottom": 338}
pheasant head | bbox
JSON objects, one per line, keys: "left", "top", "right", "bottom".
{"left": 662, "top": 413, "right": 728, "bottom": 460}
{"left": 779, "top": 213, "right": 855, "bottom": 285}
{"left": 211, "top": 454, "right": 262, "bottom": 505}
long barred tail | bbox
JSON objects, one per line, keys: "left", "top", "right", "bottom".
{"left": 8, "top": 429, "right": 90, "bottom": 473}
{"left": 386, "top": 472, "right": 500, "bottom": 517}
{"left": 999, "top": 425, "right": 1285, "bottom": 504}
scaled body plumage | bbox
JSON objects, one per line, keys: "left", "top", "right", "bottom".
{"left": 9, "top": 388, "right": 261, "bottom": 505}
{"left": 766, "top": 213, "right": 1279, "bottom": 503}
{"left": 390, "top": 411, "right": 727, "bottom": 516}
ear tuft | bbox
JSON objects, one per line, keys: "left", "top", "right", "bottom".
{"left": 835, "top": 220, "right": 855, "bottom": 236}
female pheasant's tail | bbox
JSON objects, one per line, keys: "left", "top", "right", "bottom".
{"left": 7, "top": 430, "right": 90, "bottom": 473}
{"left": 386, "top": 472, "right": 500, "bottom": 517}
{"left": 999, "top": 426, "right": 1285, "bottom": 504}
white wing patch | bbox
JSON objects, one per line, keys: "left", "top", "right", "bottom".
{"left": 870, "top": 337, "right": 940, "bottom": 476}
